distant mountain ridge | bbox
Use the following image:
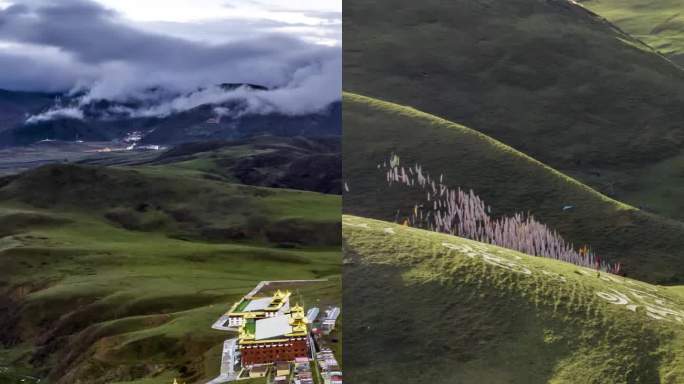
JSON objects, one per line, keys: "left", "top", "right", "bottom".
{"left": 0, "top": 83, "right": 341, "bottom": 147}
{"left": 0, "top": 89, "right": 56, "bottom": 133}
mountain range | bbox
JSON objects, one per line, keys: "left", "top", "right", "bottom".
{"left": 0, "top": 84, "right": 341, "bottom": 148}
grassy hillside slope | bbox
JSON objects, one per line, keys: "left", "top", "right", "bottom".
{"left": 344, "top": 0, "right": 684, "bottom": 221}
{"left": 0, "top": 164, "right": 341, "bottom": 383}
{"left": 343, "top": 215, "right": 684, "bottom": 384}
{"left": 343, "top": 93, "right": 684, "bottom": 283}
{"left": 0, "top": 163, "right": 340, "bottom": 246}
{"left": 81, "top": 136, "right": 342, "bottom": 194}
{"left": 580, "top": 0, "right": 684, "bottom": 65}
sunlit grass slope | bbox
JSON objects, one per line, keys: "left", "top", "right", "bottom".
{"left": 581, "top": 0, "right": 684, "bottom": 64}
{"left": 343, "top": 93, "right": 684, "bottom": 283}
{"left": 343, "top": 215, "right": 684, "bottom": 384}
{"left": 0, "top": 163, "right": 341, "bottom": 384}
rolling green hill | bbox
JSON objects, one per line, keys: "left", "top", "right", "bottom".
{"left": 343, "top": 215, "right": 684, "bottom": 384}
{"left": 343, "top": 92, "right": 684, "bottom": 284}
{"left": 80, "top": 136, "right": 342, "bottom": 194}
{"left": 0, "top": 163, "right": 341, "bottom": 383}
{"left": 580, "top": 0, "right": 684, "bottom": 65}
{"left": 344, "top": 0, "right": 684, "bottom": 221}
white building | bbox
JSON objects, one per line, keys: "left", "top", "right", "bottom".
{"left": 226, "top": 290, "right": 291, "bottom": 327}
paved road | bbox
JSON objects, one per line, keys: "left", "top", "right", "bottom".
{"left": 205, "top": 338, "right": 238, "bottom": 384}
{"left": 308, "top": 333, "right": 317, "bottom": 361}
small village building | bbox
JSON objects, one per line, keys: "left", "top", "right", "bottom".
{"left": 249, "top": 365, "right": 269, "bottom": 378}
{"left": 226, "top": 290, "right": 291, "bottom": 327}
{"left": 306, "top": 307, "right": 319, "bottom": 323}
{"left": 320, "top": 307, "right": 340, "bottom": 334}
{"left": 294, "top": 357, "right": 313, "bottom": 384}
{"left": 297, "top": 372, "right": 313, "bottom": 379}
{"left": 321, "top": 319, "right": 337, "bottom": 333}
{"left": 275, "top": 361, "right": 291, "bottom": 376}
{"left": 238, "top": 303, "right": 310, "bottom": 366}
{"left": 317, "top": 348, "right": 342, "bottom": 384}
{"left": 294, "top": 357, "right": 310, "bottom": 369}
{"left": 295, "top": 371, "right": 314, "bottom": 384}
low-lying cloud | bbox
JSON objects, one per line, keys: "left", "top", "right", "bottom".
{"left": 25, "top": 106, "right": 84, "bottom": 124}
{"left": 0, "top": 0, "right": 341, "bottom": 121}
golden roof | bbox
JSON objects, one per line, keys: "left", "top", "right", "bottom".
{"left": 287, "top": 303, "right": 308, "bottom": 335}
{"left": 273, "top": 289, "right": 288, "bottom": 300}
{"left": 290, "top": 303, "right": 305, "bottom": 313}
{"left": 267, "top": 290, "right": 291, "bottom": 309}
{"left": 228, "top": 290, "right": 291, "bottom": 317}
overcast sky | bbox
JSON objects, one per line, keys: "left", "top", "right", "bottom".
{"left": 0, "top": 0, "right": 341, "bottom": 115}
{"left": 94, "top": 0, "right": 341, "bottom": 45}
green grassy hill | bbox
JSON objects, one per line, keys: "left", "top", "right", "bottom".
{"left": 343, "top": 93, "right": 684, "bottom": 283}
{"left": 344, "top": 0, "right": 684, "bottom": 221}
{"left": 81, "top": 136, "right": 341, "bottom": 194}
{"left": 580, "top": 0, "right": 684, "bottom": 65}
{"left": 0, "top": 163, "right": 341, "bottom": 383}
{"left": 0, "top": 163, "right": 340, "bottom": 246}
{"left": 343, "top": 215, "right": 684, "bottom": 384}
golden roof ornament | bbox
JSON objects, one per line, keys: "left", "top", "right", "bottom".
{"left": 288, "top": 303, "right": 309, "bottom": 333}
{"left": 273, "top": 289, "right": 288, "bottom": 300}
{"left": 290, "top": 303, "right": 305, "bottom": 314}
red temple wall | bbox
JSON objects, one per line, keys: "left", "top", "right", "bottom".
{"left": 241, "top": 339, "right": 308, "bottom": 365}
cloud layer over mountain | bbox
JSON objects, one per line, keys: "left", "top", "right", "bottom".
{"left": 0, "top": 0, "right": 341, "bottom": 118}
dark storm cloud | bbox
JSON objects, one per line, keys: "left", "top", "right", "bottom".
{"left": 2, "top": 0, "right": 324, "bottom": 65}
{"left": 0, "top": 48, "right": 96, "bottom": 92}
{"left": 0, "top": 0, "right": 340, "bottom": 117}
